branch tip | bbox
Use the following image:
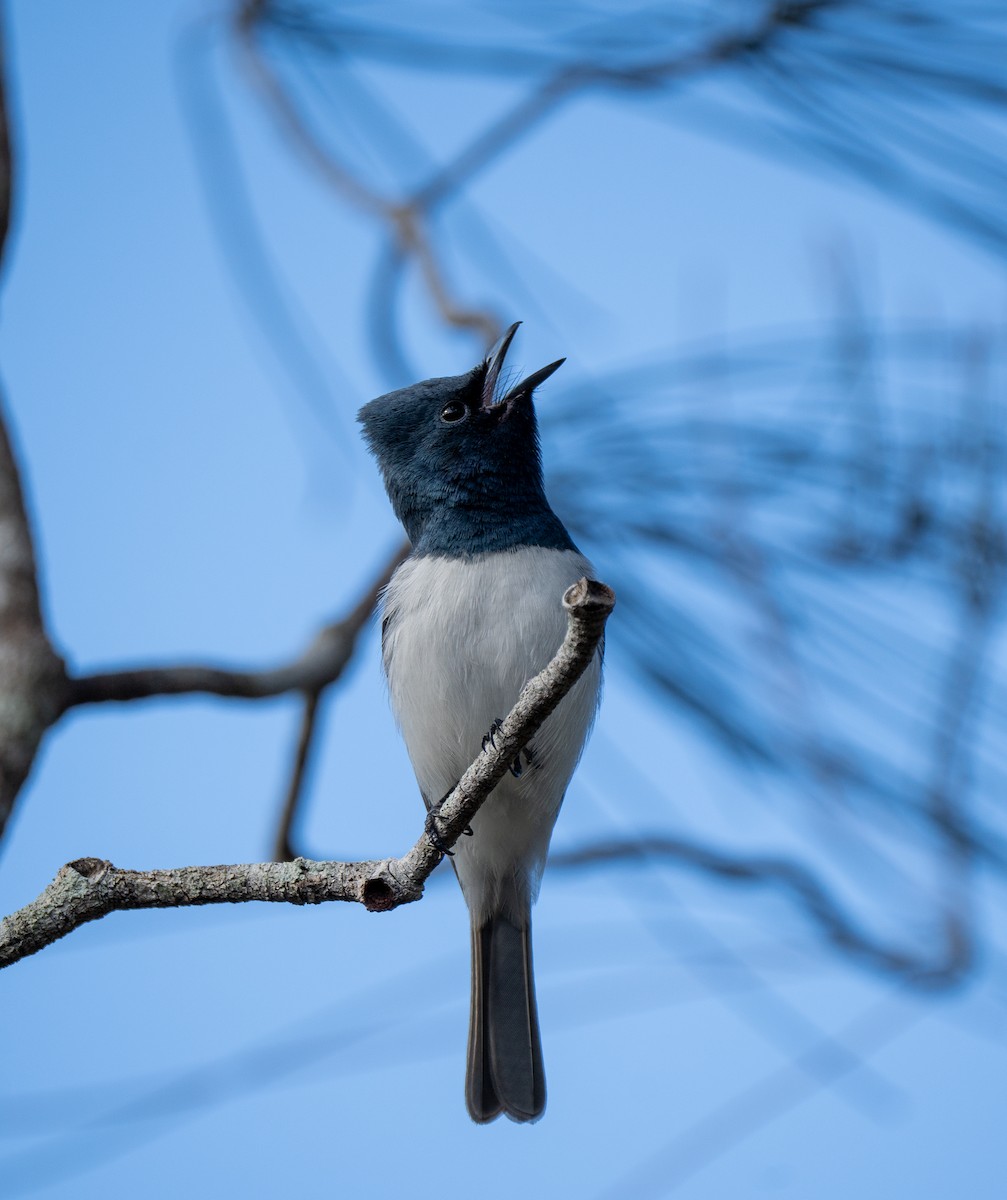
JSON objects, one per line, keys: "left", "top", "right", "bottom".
{"left": 563, "top": 577, "right": 616, "bottom": 614}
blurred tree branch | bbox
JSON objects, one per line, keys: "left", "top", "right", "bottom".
{"left": 64, "top": 539, "right": 408, "bottom": 863}
{"left": 0, "top": 15, "right": 69, "bottom": 844}
{"left": 551, "top": 833, "right": 970, "bottom": 986}
{"left": 65, "top": 542, "right": 407, "bottom": 708}
{"left": 234, "top": 0, "right": 504, "bottom": 346}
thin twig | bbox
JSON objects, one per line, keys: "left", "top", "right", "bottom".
{"left": 234, "top": 1, "right": 503, "bottom": 349}
{"left": 234, "top": 1, "right": 387, "bottom": 217}
{"left": 267, "top": 544, "right": 408, "bottom": 862}
{"left": 273, "top": 690, "right": 321, "bottom": 862}
{"left": 0, "top": 578, "right": 614, "bottom": 968}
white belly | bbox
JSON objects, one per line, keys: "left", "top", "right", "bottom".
{"left": 382, "top": 546, "right": 602, "bottom": 922}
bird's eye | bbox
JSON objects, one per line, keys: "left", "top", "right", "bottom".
{"left": 440, "top": 401, "right": 469, "bottom": 424}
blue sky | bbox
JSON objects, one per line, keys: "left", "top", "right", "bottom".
{"left": 2, "top": 2, "right": 1006, "bottom": 1197}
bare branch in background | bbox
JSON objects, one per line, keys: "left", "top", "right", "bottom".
{"left": 550, "top": 835, "right": 968, "bottom": 987}
{"left": 0, "top": 15, "right": 70, "bottom": 843}
{"left": 233, "top": 0, "right": 824, "bottom": 374}
{"left": 66, "top": 539, "right": 408, "bottom": 862}
{"left": 0, "top": 398, "right": 66, "bottom": 844}
{"left": 273, "top": 690, "right": 322, "bottom": 863}
{"left": 65, "top": 541, "right": 407, "bottom": 709}
{"left": 235, "top": 0, "right": 503, "bottom": 351}
{"left": 252, "top": 1, "right": 1007, "bottom": 257}
{"left": 0, "top": 579, "right": 613, "bottom": 967}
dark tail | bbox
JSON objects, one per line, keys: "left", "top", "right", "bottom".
{"left": 466, "top": 913, "right": 546, "bottom": 1124}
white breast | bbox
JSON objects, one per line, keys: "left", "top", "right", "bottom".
{"left": 382, "top": 546, "right": 602, "bottom": 922}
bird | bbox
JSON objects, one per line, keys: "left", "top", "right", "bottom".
{"left": 358, "top": 322, "right": 602, "bottom": 1124}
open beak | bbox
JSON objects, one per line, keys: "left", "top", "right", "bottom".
{"left": 480, "top": 321, "right": 565, "bottom": 411}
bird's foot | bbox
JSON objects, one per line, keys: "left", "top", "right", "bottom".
{"left": 424, "top": 810, "right": 454, "bottom": 855}
{"left": 481, "top": 718, "right": 504, "bottom": 753}
{"left": 509, "top": 744, "right": 539, "bottom": 778}
{"left": 425, "top": 790, "right": 473, "bottom": 856}
{"left": 481, "top": 717, "right": 525, "bottom": 776}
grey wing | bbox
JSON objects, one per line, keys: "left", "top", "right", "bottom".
{"left": 381, "top": 595, "right": 438, "bottom": 815}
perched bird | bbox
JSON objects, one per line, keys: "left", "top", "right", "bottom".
{"left": 358, "top": 323, "right": 602, "bottom": 1123}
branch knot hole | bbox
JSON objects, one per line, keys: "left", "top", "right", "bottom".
{"left": 67, "top": 858, "right": 111, "bottom": 882}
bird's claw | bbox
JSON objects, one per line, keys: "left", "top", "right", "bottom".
{"left": 425, "top": 810, "right": 454, "bottom": 856}
{"left": 481, "top": 718, "right": 504, "bottom": 753}
{"left": 424, "top": 790, "right": 474, "bottom": 855}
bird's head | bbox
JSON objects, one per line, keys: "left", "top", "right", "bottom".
{"left": 358, "top": 323, "right": 567, "bottom": 552}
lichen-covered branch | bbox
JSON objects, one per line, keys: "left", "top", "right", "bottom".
{"left": 0, "top": 578, "right": 614, "bottom": 968}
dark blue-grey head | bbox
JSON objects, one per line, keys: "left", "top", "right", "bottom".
{"left": 358, "top": 323, "right": 577, "bottom": 558}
